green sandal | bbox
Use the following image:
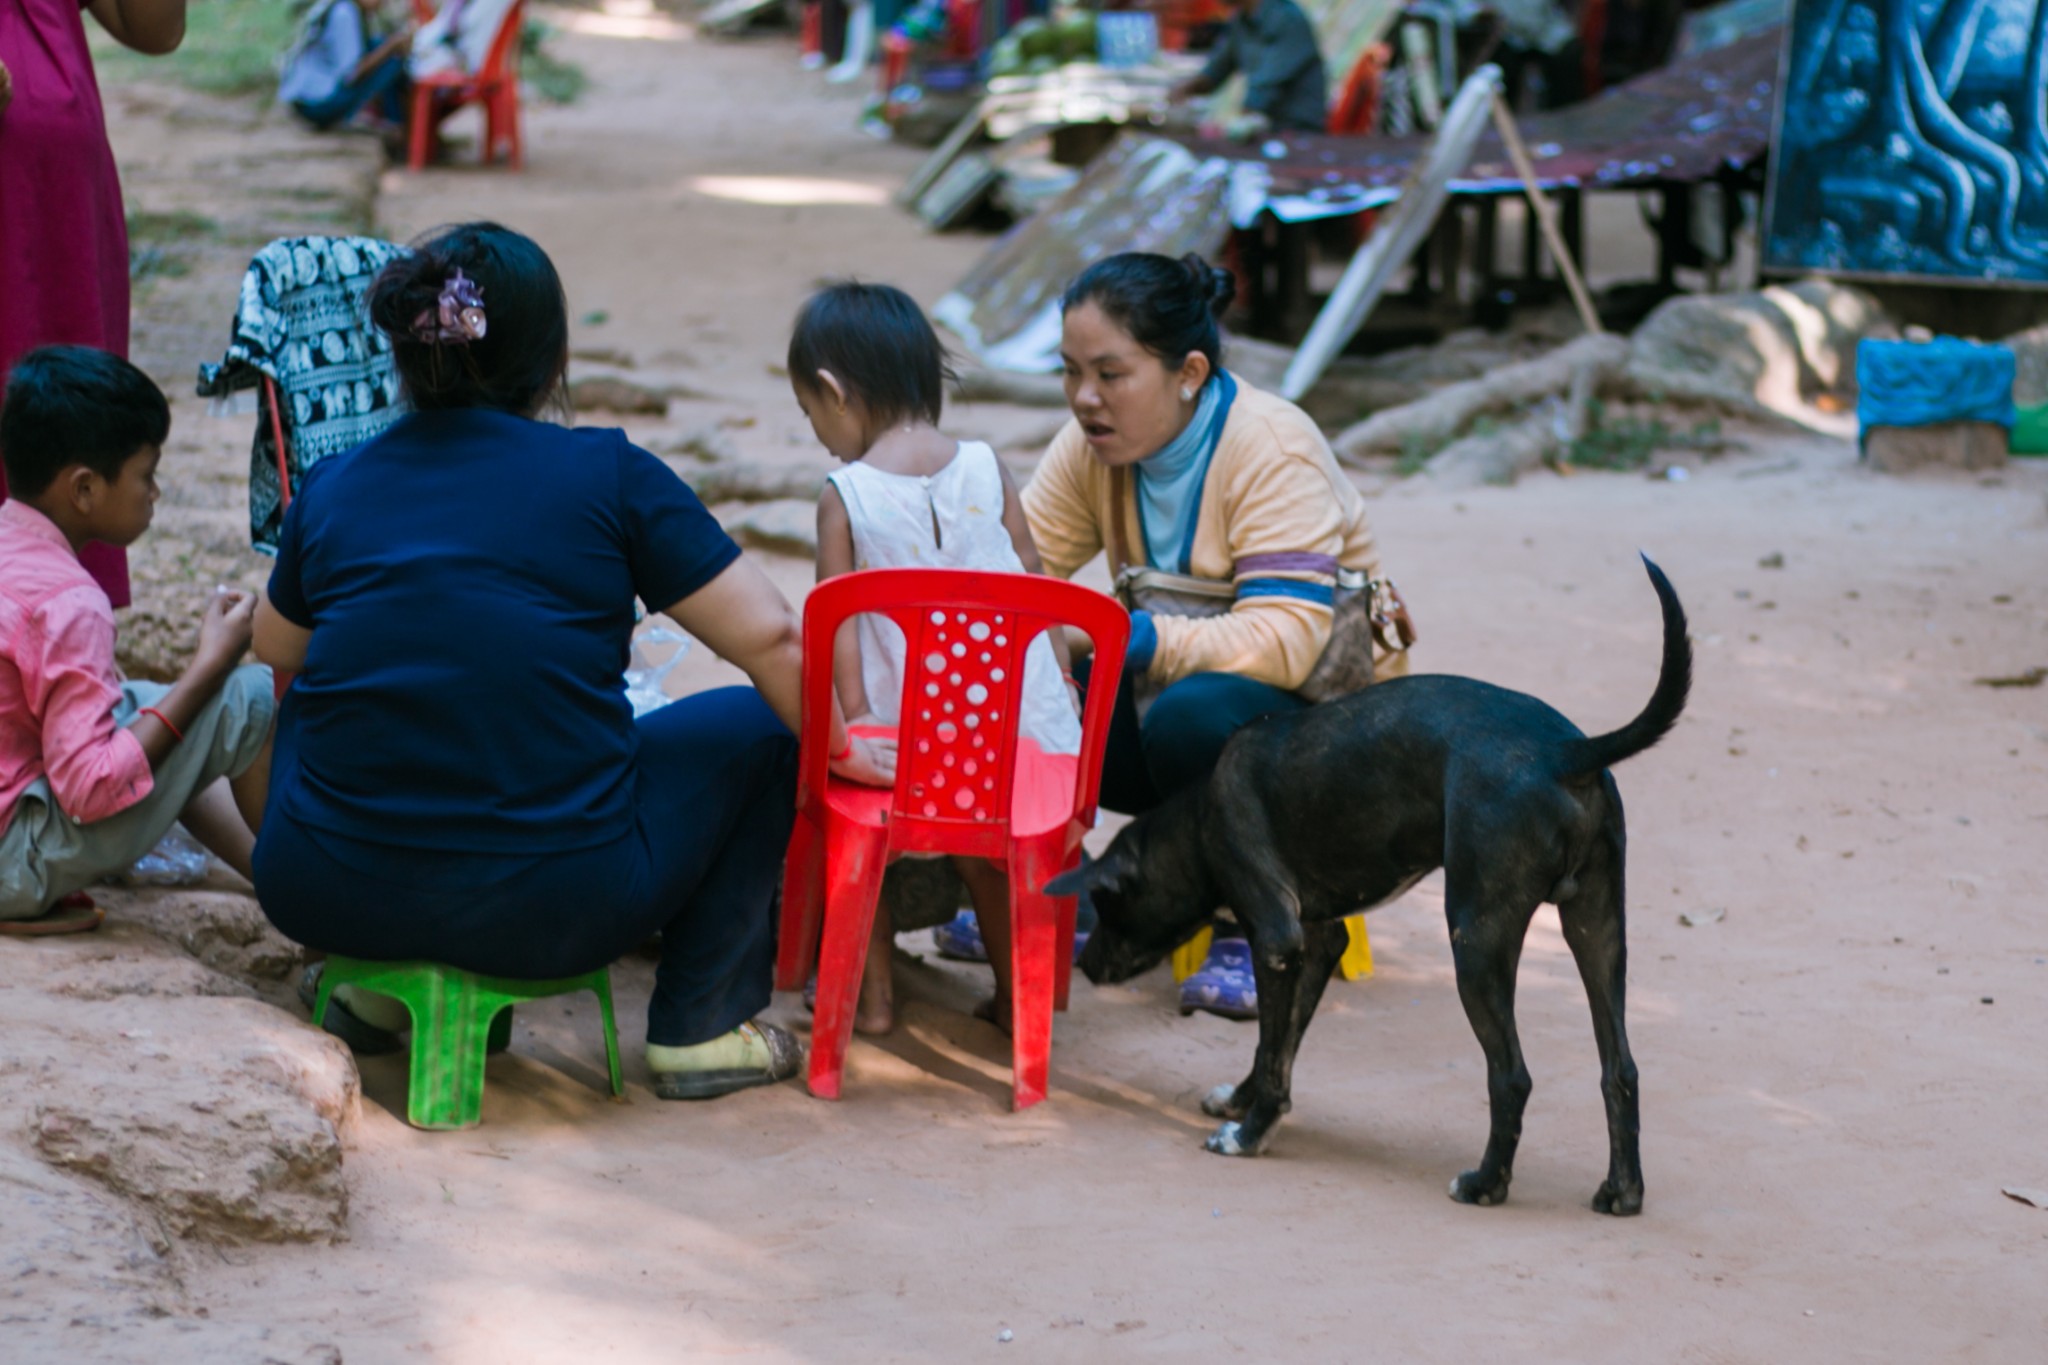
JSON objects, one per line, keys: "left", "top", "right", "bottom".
{"left": 650, "top": 1020, "right": 802, "bottom": 1101}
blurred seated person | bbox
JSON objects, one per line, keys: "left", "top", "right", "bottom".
{"left": 408, "top": 0, "right": 519, "bottom": 80}
{"left": 1481, "top": 0, "right": 1681, "bottom": 110}
{"left": 1168, "top": 0, "right": 1329, "bottom": 137}
{"left": 278, "top": 0, "right": 414, "bottom": 132}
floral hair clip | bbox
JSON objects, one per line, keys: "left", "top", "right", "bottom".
{"left": 412, "top": 268, "right": 487, "bottom": 344}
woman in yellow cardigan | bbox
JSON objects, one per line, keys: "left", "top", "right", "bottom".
{"left": 934, "top": 251, "right": 1404, "bottom": 1018}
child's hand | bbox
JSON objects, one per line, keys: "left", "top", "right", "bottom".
{"left": 193, "top": 588, "right": 256, "bottom": 676}
{"left": 0, "top": 59, "right": 13, "bottom": 117}
{"left": 831, "top": 733, "right": 897, "bottom": 788}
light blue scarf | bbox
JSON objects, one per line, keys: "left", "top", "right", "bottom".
{"left": 1134, "top": 370, "right": 1237, "bottom": 573}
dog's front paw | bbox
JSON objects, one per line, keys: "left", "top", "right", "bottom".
{"left": 1201, "top": 1084, "right": 1247, "bottom": 1119}
{"left": 1591, "top": 1178, "right": 1644, "bottom": 1217}
{"left": 1203, "top": 1121, "right": 1262, "bottom": 1157}
{"left": 1448, "top": 1167, "right": 1512, "bottom": 1207}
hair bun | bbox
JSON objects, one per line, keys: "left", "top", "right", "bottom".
{"left": 366, "top": 249, "right": 442, "bottom": 337}
{"left": 1179, "top": 252, "right": 1237, "bottom": 317}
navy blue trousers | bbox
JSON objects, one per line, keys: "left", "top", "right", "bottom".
{"left": 1080, "top": 660, "right": 1307, "bottom": 814}
{"left": 254, "top": 687, "right": 796, "bottom": 1047}
{"left": 291, "top": 56, "right": 409, "bottom": 130}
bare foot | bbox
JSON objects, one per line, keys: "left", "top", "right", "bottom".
{"left": 855, "top": 927, "right": 896, "bottom": 1036}
{"left": 854, "top": 984, "right": 895, "bottom": 1036}
{"left": 971, "top": 993, "right": 1013, "bottom": 1036}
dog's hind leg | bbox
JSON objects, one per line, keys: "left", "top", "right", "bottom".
{"left": 1443, "top": 879, "right": 1541, "bottom": 1208}
{"left": 1201, "top": 915, "right": 1348, "bottom": 1137}
{"left": 1556, "top": 810, "right": 1644, "bottom": 1216}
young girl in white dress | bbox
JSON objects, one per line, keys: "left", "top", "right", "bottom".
{"left": 791, "top": 282, "right": 1080, "bottom": 1037}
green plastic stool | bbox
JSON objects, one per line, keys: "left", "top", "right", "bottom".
{"left": 313, "top": 958, "right": 624, "bottom": 1130}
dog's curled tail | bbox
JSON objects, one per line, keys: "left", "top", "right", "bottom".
{"left": 1562, "top": 554, "right": 1692, "bottom": 776}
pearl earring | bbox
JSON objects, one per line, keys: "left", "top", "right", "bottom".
{"left": 1180, "top": 386, "right": 1194, "bottom": 402}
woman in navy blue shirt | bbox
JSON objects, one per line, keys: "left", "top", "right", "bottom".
{"left": 251, "top": 223, "right": 892, "bottom": 1101}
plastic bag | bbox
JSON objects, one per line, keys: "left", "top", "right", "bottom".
{"left": 624, "top": 627, "right": 693, "bottom": 717}
{"left": 118, "top": 823, "right": 212, "bottom": 887}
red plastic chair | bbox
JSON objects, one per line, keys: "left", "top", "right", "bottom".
{"left": 1327, "top": 42, "right": 1388, "bottom": 136}
{"left": 776, "top": 569, "right": 1129, "bottom": 1111}
{"left": 407, "top": 0, "right": 525, "bottom": 172}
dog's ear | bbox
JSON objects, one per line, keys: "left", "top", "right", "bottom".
{"left": 1042, "top": 865, "right": 1091, "bottom": 897}
{"left": 1042, "top": 839, "right": 1141, "bottom": 898}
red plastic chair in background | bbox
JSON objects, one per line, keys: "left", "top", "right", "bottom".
{"left": 776, "top": 569, "right": 1130, "bottom": 1111}
{"left": 407, "top": 0, "right": 526, "bottom": 172}
{"left": 1327, "top": 42, "right": 1388, "bottom": 136}
{"left": 1152, "top": 0, "right": 1230, "bottom": 52}
{"left": 1328, "top": 43, "right": 1389, "bottom": 247}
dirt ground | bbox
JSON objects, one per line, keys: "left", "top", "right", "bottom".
{"left": 8, "top": 8, "right": 2048, "bottom": 1361}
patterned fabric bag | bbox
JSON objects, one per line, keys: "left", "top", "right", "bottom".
{"left": 196, "top": 236, "right": 408, "bottom": 553}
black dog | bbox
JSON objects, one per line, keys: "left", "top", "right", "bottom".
{"left": 1050, "top": 557, "right": 1690, "bottom": 1216}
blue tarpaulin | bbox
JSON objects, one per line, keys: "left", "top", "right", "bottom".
{"left": 1857, "top": 338, "right": 2016, "bottom": 451}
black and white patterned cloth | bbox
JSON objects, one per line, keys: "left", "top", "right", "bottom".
{"left": 196, "top": 236, "right": 408, "bottom": 554}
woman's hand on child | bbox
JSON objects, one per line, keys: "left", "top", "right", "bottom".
{"left": 193, "top": 588, "right": 256, "bottom": 678}
{"left": 831, "top": 733, "right": 898, "bottom": 788}
{"left": 0, "top": 59, "right": 13, "bottom": 117}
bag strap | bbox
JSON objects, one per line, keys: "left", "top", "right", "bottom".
{"left": 1107, "top": 465, "right": 1136, "bottom": 577}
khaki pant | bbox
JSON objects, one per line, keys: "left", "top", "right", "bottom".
{"left": 0, "top": 665, "right": 274, "bottom": 918}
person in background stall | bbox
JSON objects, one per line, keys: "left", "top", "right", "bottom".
{"left": 278, "top": 0, "right": 416, "bottom": 137}
{"left": 1168, "top": 0, "right": 1328, "bottom": 137}
{"left": 0, "top": 0, "right": 193, "bottom": 613}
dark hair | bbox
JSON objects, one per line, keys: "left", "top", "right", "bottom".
{"left": 366, "top": 222, "right": 569, "bottom": 414}
{"left": 1059, "top": 252, "right": 1237, "bottom": 370}
{"left": 787, "top": 282, "right": 954, "bottom": 426}
{"left": 0, "top": 346, "right": 171, "bottom": 498}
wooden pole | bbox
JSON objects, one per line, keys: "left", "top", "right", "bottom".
{"left": 1488, "top": 90, "right": 1604, "bottom": 337}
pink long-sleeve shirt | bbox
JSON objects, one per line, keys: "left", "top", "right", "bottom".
{"left": 0, "top": 500, "right": 152, "bottom": 833}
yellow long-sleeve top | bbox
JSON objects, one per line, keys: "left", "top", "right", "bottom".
{"left": 1021, "top": 377, "right": 1399, "bottom": 692}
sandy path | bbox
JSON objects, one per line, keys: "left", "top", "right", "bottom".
{"left": 113, "top": 12, "right": 2048, "bottom": 1360}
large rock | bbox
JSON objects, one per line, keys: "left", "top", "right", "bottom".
{"left": 0, "top": 1138, "right": 181, "bottom": 1322}
{"left": 32, "top": 921, "right": 255, "bottom": 1002}
{"left": 1629, "top": 291, "right": 1808, "bottom": 413}
{"left": 0, "top": 1137, "right": 342, "bottom": 1361}
{"left": 1628, "top": 280, "right": 1893, "bottom": 415}
{"left": 108, "top": 887, "right": 307, "bottom": 983}
{"left": 0, "top": 941, "right": 358, "bottom": 1252}
{"left": 1771, "top": 278, "right": 1897, "bottom": 395}
{"left": 6, "top": 992, "right": 358, "bottom": 1248}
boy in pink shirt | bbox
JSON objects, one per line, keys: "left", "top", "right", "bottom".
{"left": 0, "top": 347, "right": 275, "bottom": 932}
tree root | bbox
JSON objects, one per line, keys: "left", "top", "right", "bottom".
{"left": 1333, "top": 334, "right": 1630, "bottom": 465}
{"left": 953, "top": 367, "right": 1070, "bottom": 408}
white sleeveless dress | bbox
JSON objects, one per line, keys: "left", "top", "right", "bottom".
{"left": 826, "top": 442, "right": 1083, "bottom": 758}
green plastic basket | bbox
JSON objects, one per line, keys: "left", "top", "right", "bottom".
{"left": 2014, "top": 405, "right": 2048, "bottom": 456}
